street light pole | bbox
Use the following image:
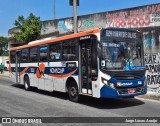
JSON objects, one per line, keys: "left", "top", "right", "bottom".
{"left": 54, "top": 0, "right": 56, "bottom": 20}
{"left": 73, "top": 0, "right": 77, "bottom": 33}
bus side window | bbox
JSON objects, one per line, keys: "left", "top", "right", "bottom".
{"left": 62, "top": 39, "right": 78, "bottom": 61}
{"left": 10, "top": 51, "right": 16, "bottom": 63}
{"left": 21, "top": 48, "right": 29, "bottom": 63}
{"left": 39, "top": 45, "right": 48, "bottom": 62}
{"left": 29, "top": 47, "right": 38, "bottom": 62}
{"left": 50, "top": 43, "right": 61, "bottom": 61}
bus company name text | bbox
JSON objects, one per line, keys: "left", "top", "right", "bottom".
{"left": 50, "top": 68, "right": 64, "bottom": 74}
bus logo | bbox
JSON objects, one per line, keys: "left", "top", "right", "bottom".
{"left": 117, "top": 82, "right": 133, "bottom": 86}
{"left": 36, "top": 63, "right": 45, "bottom": 78}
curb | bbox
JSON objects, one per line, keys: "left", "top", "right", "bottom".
{"left": 137, "top": 94, "right": 160, "bottom": 101}
{"left": 0, "top": 72, "right": 9, "bottom": 78}
{"left": 136, "top": 97, "right": 160, "bottom": 103}
{"left": 0, "top": 75, "right": 9, "bottom": 78}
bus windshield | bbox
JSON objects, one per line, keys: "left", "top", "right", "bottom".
{"left": 100, "top": 34, "right": 143, "bottom": 71}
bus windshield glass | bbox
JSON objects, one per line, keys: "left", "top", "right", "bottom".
{"left": 100, "top": 29, "right": 144, "bottom": 71}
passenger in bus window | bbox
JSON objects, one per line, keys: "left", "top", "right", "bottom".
{"left": 50, "top": 50, "right": 60, "bottom": 60}
{"left": 117, "top": 52, "right": 125, "bottom": 62}
{"left": 50, "top": 50, "right": 55, "bottom": 60}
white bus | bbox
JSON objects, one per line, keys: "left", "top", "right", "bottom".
{"left": 9, "top": 28, "right": 147, "bottom": 102}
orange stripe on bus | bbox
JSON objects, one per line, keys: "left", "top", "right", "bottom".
{"left": 36, "top": 68, "right": 43, "bottom": 78}
{"left": 9, "top": 64, "right": 14, "bottom": 75}
{"left": 8, "top": 55, "right": 14, "bottom": 75}
{"left": 20, "top": 66, "right": 30, "bottom": 75}
{"left": 10, "top": 28, "right": 100, "bottom": 51}
{"left": 20, "top": 66, "right": 35, "bottom": 76}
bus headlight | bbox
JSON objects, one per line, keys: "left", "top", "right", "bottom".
{"left": 110, "top": 83, "right": 115, "bottom": 89}
{"left": 101, "top": 77, "right": 108, "bottom": 85}
{"left": 101, "top": 77, "right": 115, "bottom": 89}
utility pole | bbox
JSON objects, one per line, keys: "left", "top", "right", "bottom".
{"left": 69, "top": 0, "right": 79, "bottom": 33}
{"left": 73, "top": 0, "right": 77, "bottom": 33}
{"left": 54, "top": 0, "right": 56, "bottom": 20}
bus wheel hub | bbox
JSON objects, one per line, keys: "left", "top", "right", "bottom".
{"left": 71, "top": 87, "right": 77, "bottom": 96}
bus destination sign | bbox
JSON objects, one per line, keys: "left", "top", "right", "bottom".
{"left": 105, "top": 30, "right": 137, "bottom": 39}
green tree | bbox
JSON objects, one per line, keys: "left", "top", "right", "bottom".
{"left": 13, "top": 13, "right": 42, "bottom": 43}
{"left": 0, "top": 37, "right": 8, "bottom": 56}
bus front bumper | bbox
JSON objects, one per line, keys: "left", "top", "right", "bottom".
{"left": 100, "top": 85, "right": 147, "bottom": 98}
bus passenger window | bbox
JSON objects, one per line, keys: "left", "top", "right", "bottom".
{"left": 10, "top": 51, "right": 16, "bottom": 63}
{"left": 62, "top": 40, "right": 78, "bottom": 61}
{"left": 21, "top": 49, "right": 29, "bottom": 63}
{"left": 30, "top": 47, "right": 38, "bottom": 62}
{"left": 39, "top": 46, "right": 48, "bottom": 62}
{"left": 50, "top": 43, "right": 61, "bottom": 61}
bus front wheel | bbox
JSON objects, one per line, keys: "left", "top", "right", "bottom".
{"left": 24, "top": 76, "right": 30, "bottom": 91}
{"left": 68, "top": 81, "right": 79, "bottom": 102}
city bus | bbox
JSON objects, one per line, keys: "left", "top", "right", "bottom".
{"left": 9, "top": 28, "right": 147, "bottom": 102}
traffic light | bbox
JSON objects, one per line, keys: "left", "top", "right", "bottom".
{"left": 69, "top": 0, "right": 79, "bottom": 6}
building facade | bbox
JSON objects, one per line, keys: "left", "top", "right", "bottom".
{"left": 8, "top": 3, "right": 160, "bottom": 95}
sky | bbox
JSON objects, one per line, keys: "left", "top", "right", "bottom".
{"left": 0, "top": 0, "right": 159, "bottom": 37}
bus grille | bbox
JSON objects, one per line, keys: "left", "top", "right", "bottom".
{"left": 117, "top": 86, "right": 143, "bottom": 95}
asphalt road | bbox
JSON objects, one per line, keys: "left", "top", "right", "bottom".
{"left": 0, "top": 76, "right": 160, "bottom": 126}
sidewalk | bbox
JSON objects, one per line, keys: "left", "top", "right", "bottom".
{"left": 0, "top": 71, "right": 9, "bottom": 77}
{"left": 137, "top": 94, "right": 160, "bottom": 101}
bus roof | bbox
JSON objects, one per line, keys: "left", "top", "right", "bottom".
{"left": 10, "top": 28, "right": 100, "bottom": 51}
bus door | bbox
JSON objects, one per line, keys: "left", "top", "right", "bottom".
{"left": 80, "top": 39, "right": 92, "bottom": 95}
{"left": 15, "top": 51, "right": 21, "bottom": 83}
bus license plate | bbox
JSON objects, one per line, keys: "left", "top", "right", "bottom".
{"left": 128, "top": 89, "right": 136, "bottom": 94}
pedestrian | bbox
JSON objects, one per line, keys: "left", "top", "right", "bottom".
{"left": 0, "top": 63, "right": 4, "bottom": 74}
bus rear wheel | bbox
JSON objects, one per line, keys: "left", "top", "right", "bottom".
{"left": 68, "top": 81, "right": 79, "bottom": 102}
{"left": 24, "top": 76, "right": 30, "bottom": 91}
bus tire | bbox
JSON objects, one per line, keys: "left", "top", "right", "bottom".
{"left": 24, "top": 76, "right": 30, "bottom": 91}
{"left": 68, "top": 81, "right": 79, "bottom": 102}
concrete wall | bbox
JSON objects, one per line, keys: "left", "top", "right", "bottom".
{"left": 8, "top": 3, "right": 160, "bottom": 95}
